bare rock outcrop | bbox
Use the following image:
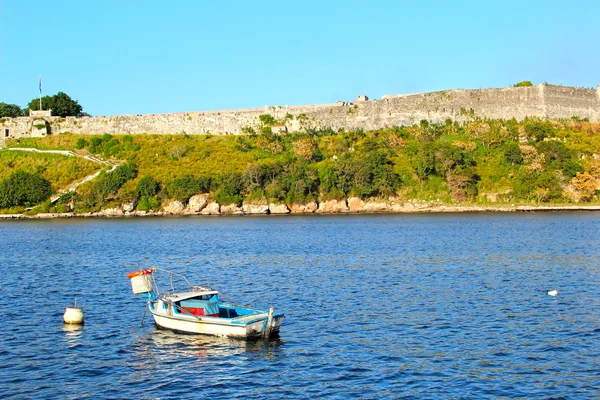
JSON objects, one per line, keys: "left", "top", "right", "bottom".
{"left": 289, "top": 201, "right": 318, "bottom": 213}
{"left": 242, "top": 204, "right": 269, "bottom": 214}
{"left": 347, "top": 197, "right": 365, "bottom": 213}
{"left": 186, "top": 194, "right": 209, "bottom": 213}
{"left": 163, "top": 200, "right": 185, "bottom": 215}
{"left": 200, "top": 202, "right": 220, "bottom": 215}
{"left": 122, "top": 200, "right": 138, "bottom": 212}
{"left": 347, "top": 197, "right": 391, "bottom": 213}
{"left": 364, "top": 201, "right": 390, "bottom": 212}
{"left": 101, "top": 207, "right": 124, "bottom": 217}
{"left": 268, "top": 203, "right": 290, "bottom": 214}
{"left": 317, "top": 199, "right": 349, "bottom": 213}
{"left": 220, "top": 204, "right": 244, "bottom": 215}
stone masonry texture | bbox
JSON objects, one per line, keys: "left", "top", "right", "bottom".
{"left": 2, "top": 84, "right": 599, "bottom": 139}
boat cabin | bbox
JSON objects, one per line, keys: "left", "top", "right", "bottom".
{"left": 165, "top": 290, "right": 220, "bottom": 317}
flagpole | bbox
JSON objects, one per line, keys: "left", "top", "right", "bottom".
{"left": 39, "top": 75, "right": 42, "bottom": 110}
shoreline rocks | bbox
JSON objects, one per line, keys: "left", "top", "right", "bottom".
{"left": 269, "top": 203, "right": 290, "bottom": 214}
{"left": 3, "top": 196, "right": 600, "bottom": 220}
{"left": 242, "top": 204, "right": 269, "bottom": 214}
{"left": 289, "top": 202, "right": 318, "bottom": 213}
{"left": 200, "top": 202, "right": 220, "bottom": 215}
{"left": 163, "top": 200, "right": 185, "bottom": 215}
{"left": 317, "top": 199, "right": 349, "bottom": 214}
{"left": 185, "top": 194, "right": 209, "bottom": 214}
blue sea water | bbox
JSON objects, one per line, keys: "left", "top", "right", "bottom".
{"left": 0, "top": 213, "right": 599, "bottom": 399}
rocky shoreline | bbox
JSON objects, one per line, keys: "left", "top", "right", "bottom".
{"left": 2, "top": 195, "right": 600, "bottom": 219}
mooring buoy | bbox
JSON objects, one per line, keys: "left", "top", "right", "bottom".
{"left": 64, "top": 298, "right": 84, "bottom": 325}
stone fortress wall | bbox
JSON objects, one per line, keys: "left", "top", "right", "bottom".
{"left": 1, "top": 83, "right": 599, "bottom": 139}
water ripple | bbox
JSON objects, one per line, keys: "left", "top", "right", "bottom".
{"left": 0, "top": 213, "right": 599, "bottom": 398}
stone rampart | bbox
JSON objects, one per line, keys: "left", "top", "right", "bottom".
{"left": 1, "top": 84, "right": 598, "bottom": 139}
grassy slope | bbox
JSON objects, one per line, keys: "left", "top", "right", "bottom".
{"left": 0, "top": 151, "right": 100, "bottom": 190}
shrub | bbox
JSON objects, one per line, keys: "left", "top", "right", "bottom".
{"left": 241, "top": 126, "right": 256, "bottom": 135}
{"left": 102, "top": 138, "right": 121, "bottom": 157}
{"left": 504, "top": 143, "right": 523, "bottom": 165}
{"left": 137, "top": 195, "right": 162, "bottom": 211}
{"left": 524, "top": 121, "right": 556, "bottom": 142}
{"left": 113, "top": 162, "right": 137, "bottom": 182}
{"left": 214, "top": 172, "right": 243, "bottom": 206}
{"left": 333, "top": 151, "right": 401, "bottom": 197}
{"left": 136, "top": 176, "right": 159, "bottom": 197}
{"left": 513, "top": 171, "right": 562, "bottom": 201}
{"left": 259, "top": 114, "right": 276, "bottom": 126}
{"left": 0, "top": 170, "right": 53, "bottom": 208}
{"left": 293, "top": 137, "right": 319, "bottom": 161}
{"left": 514, "top": 81, "right": 534, "bottom": 87}
{"left": 169, "top": 145, "right": 188, "bottom": 159}
{"left": 83, "top": 162, "right": 138, "bottom": 208}
{"left": 76, "top": 138, "right": 88, "bottom": 149}
{"left": 165, "top": 175, "right": 211, "bottom": 202}
{"left": 562, "top": 159, "right": 584, "bottom": 178}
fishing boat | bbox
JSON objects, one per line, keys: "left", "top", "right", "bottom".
{"left": 126, "top": 268, "right": 284, "bottom": 340}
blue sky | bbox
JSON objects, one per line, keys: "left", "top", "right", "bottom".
{"left": 1, "top": 0, "right": 599, "bottom": 116}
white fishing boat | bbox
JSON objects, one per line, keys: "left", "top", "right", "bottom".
{"left": 127, "top": 268, "right": 284, "bottom": 340}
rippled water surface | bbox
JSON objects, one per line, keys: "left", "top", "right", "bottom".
{"left": 1, "top": 213, "right": 600, "bottom": 398}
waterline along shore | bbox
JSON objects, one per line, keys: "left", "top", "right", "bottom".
{"left": 2, "top": 201, "right": 600, "bottom": 220}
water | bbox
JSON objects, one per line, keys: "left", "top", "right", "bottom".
{"left": 0, "top": 213, "right": 599, "bottom": 398}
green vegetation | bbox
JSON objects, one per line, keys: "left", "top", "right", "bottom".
{"left": 75, "top": 162, "right": 137, "bottom": 211}
{"left": 0, "top": 102, "right": 25, "bottom": 117}
{"left": 2, "top": 118, "right": 600, "bottom": 213}
{"left": 0, "top": 170, "right": 53, "bottom": 208}
{"left": 0, "top": 151, "right": 99, "bottom": 189}
{"left": 27, "top": 91, "right": 85, "bottom": 117}
{"left": 259, "top": 114, "right": 277, "bottom": 126}
{"left": 514, "top": 81, "right": 534, "bottom": 87}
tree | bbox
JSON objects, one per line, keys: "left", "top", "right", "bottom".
{"left": 504, "top": 143, "right": 523, "bottom": 165}
{"left": 0, "top": 102, "right": 24, "bottom": 117}
{"left": 215, "top": 172, "right": 243, "bottom": 205}
{"left": 0, "top": 170, "right": 53, "bottom": 208}
{"left": 571, "top": 172, "right": 598, "bottom": 201}
{"left": 525, "top": 121, "right": 556, "bottom": 142}
{"left": 27, "top": 91, "right": 83, "bottom": 117}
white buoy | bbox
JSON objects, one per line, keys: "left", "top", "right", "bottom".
{"left": 547, "top": 289, "right": 558, "bottom": 297}
{"left": 64, "top": 298, "right": 84, "bottom": 325}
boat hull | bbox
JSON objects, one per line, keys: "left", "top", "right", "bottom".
{"left": 149, "top": 309, "right": 284, "bottom": 339}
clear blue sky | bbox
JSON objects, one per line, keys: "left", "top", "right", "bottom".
{"left": 1, "top": 0, "right": 599, "bottom": 116}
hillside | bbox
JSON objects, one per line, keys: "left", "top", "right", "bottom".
{"left": 2, "top": 118, "right": 600, "bottom": 215}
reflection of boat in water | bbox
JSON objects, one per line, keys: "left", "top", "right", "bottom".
{"left": 126, "top": 268, "right": 284, "bottom": 340}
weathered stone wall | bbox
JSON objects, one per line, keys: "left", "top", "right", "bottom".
{"left": 543, "top": 84, "right": 600, "bottom": 121}
{"left": 2, "top": 84, "right": 598, "bottom": 139}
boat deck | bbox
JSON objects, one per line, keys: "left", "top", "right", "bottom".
{"left": 231, "top": 312, "right": 269, "bottom": 323}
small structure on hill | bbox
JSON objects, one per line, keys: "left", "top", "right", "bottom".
{"left": 29, "top": 109, "right": 52, "bottom": 137}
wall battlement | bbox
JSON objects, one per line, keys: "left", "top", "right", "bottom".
{"left": 1, "top": 84, "right": 599, "bottom": 139}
